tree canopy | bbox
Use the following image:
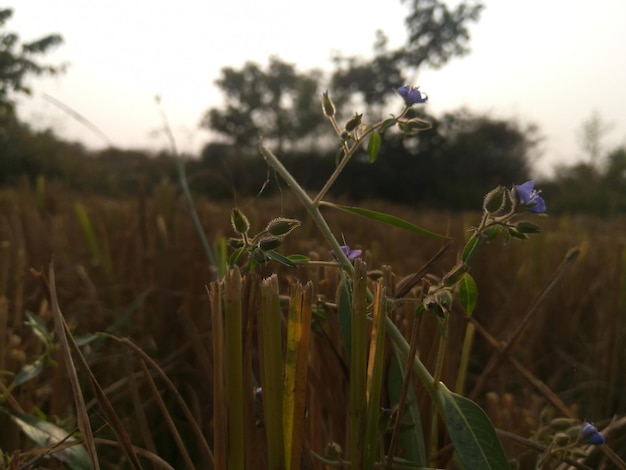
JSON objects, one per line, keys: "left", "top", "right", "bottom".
{"left": 201, "top": 56, "right": 326, "bottom": 152}
{"left": 0, "top": 8, "right": 64, "bottom": 115}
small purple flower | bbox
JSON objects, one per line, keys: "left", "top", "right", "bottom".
{"left": 330, "top": 245, "right": 362, "bottom": 262}
{"left": 581, "top": 421, "right": 605, "bottom": 445}
{"left": 397, "top": 85, "right": 428, "bottom": 106}
{"left": 515, "top": 181, "right": 546, "bottom": 213}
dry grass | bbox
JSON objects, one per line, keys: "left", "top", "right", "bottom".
{"left": 1, "top": 182, "right": 625, "bottom": 468}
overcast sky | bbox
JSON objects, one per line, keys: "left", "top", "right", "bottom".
{"left": 7, "top": 0, "right": 626, "bottom": 177}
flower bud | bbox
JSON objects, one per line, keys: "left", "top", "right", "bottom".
{"left": 258, "top": 235, "right": 283, "bottom": 251}
{"left": 396, "top": 118, "right": 431, "bottom": 135}
{"left": 345, "top": 113, "right": 363, "bottom": 132}
{"left": 252, "top": 248, "right": 269, "bottom": 265}
{"left": 321, "top": 91, "right": 336, "bottom": 118}
{"left": 265, "top": 217, "right": 301, "bottom": 236}
{"left": 515, "top": 221, "right": 542, "bottom": 234}
{"left": 483, "top": 186, "right": 506, "bottom": 214}
{"left": 554, "top": 432, "right": 571, "bottom": 446}
{"left": 227, "top": 237, "right": 245, "bottom": 249}
{"left": 231, "top": 208, "right": 250, "bottom": 235}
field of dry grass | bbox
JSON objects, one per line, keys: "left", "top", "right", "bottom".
{"left": 1, "top": 180, "right": 625, "bottom": 468}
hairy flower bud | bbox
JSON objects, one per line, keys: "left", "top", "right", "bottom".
{"left": 252, "top": 248, "right": 269, "bottom": 265}
{"left": 321, "top": 91, "right": 336, "bottom": 118}
{"left": 231, "top": 208, "right": 250, "bottom": 235}
{"left": 265, "top": 217, "right": 301, "bottom": 236}
{"left": 258, "top": 235, "right": 283, "bottom": 251}
{"left": 483, "top": 186, "right": 507, "bottom": 214}
{"left": 397, "top": 118, "right": 431, "bottom": 135}
{"left": 227, "top": 237, "right": 245, "bottom": 249}
{"left": 515, "top": 221, "right": 542, "bottom": 234}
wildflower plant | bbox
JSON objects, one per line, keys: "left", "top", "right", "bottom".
{"left": 214, "top": 85, "right": 619, "bottom": 470}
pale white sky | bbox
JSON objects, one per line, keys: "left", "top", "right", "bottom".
{"left": 7, "top": 0, "right": 626, "bottom": 177}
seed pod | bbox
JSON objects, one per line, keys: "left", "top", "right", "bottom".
{"left": 321, "top": 91, "right": 336, "bottom": 118}
{"left": 266, "top": 217, "right": 301, "bottom": 236}
{"left": 231, "top": 208, "right": 250, "bottom": 235}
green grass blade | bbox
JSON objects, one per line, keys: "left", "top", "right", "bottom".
{"left": 224, "top": 267, "right": 245, "bottom": 470}
{"left": 439, "top": 385, "right": 510, "bottom": 469}
{"left": 337, "top": 277, "right": 352, "bottom": 356}
{"left": 363, "top": 283, "right": 387, "bottom": 470}
{"left": 350, "top": 260, "right": 368, "bottom": 469}
{"left": 74, "top": 203, "right": 112, "bottom": 276}
{"left": 321, "top": 202, "right": 450, "bottom": 240}
{"left": 176, "top": 155, "right": 217, "bottom": 268}
{"left": 260, "top": 275, "right": 285, "bottom": 470}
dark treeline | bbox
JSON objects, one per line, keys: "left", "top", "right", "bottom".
{"left": 3, "top": 108, "right": 626, "bottom": 215}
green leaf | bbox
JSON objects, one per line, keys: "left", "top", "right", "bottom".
{"left": 458, "top": 273, "right": 478, "bottom": 317}
{"left": 322, "top": 202, "right": 449, "bottom": 240}
{"left": 337, "top": 279, "right": 352, "bottom": 356}
{"left": 367, "top": 130, "right": 381, "bottom": 163}
{"left": 388, "top": 350, "right": 427, "bottom": 466}
{"left": 14, "top": 358, "right": 45, "bottom": 387}
{"left": 286, "top": 254, "right": 310, "bottom": 264}
{"left": 25, "top": 311, "right": 54, "bottom": 345}
{"left": 440, "top": 386, "right": 510, "bottom": 469}
{"left": 265, "top": 249, "right": 296, "bottom": 267}
{"left": 228, "top": 246, "right": 245, "bottom": 266}
{"left": 462, "top": 235, "right": 483, "bottom": 264}
{"left": 379, "top": 117, "right": 397, "bottom": 133}
{"left": 9, "top": 412, "right": 94, "bottom": 469}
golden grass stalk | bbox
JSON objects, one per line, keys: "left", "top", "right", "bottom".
{"left": 138, "top": 359, "right": 195, "bottom": 470}
{"left": 259, "top": 274, "right": 285, "bottom": 469}
{"left": 44, "top": 262, "right": 100, "bottom": 470}
{"left": 101, "top": 334, "right": 214, "bottom": 465}
{"left": 224, "top": 266, "right": 245, "bottom": 470}
{"left": 363, "top": 282, "right": 387, "bottom": 469}
{"left": 209, "top": 282, "right": 226, "bottom": 469}
{"left": 283, "top": 281, "right": 313, "bottom": 470}
{"left": 39, "top": 264, "right": 144, "bottom": 469}
{"left": 349, "top": 259, "right": 368, "bottom": 468}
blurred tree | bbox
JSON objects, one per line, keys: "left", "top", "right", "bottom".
{"left": 577, "top": 110, "right": 614, "bottom": 168}
{"left": 201, "top": 56, "right": 326, "bottom": 152}
{"left": 427, "top": 111, "right": 536, "bottom": 207}
{"left": 0, "top": 8, "right": 64, "bottom": 116}
{"left": 331, "top": 0, "right": 483, "bottom": 109}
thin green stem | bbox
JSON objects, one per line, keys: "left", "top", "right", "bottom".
{"left": 259, "top": 144, "right": 353, "bottom": 271}
{"left": 313, "top": 107, "right": 411, "bottom": 206}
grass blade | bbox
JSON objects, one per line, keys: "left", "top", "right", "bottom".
{"left": 259, "top": 275, "right": 285, "bottom": 470}
{"left": 363, "top": 283, "right": 387, "bottom": 469}
{"left": 350, "top": 259, "right": 368, "bottom": 469}
{"left": 209, "top": 282, "right": 226, "bottom": 469}
{"left": 283, "top": 282, "right": 313, "bottom": 470}
{"left": 41, "top": 263, "right": 100, "bottom": 470}
{"left": 321, "top": 202, "right": 450, "bottom": 240}
{"left": 224, "top": 266, "right": 245, "bottom": 470}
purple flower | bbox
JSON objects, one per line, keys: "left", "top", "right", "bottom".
{"left": 581, "top": 421, "right": 605, "bottom": 445}
{"left": 330, "top": 245, "right": 362, "bottom": 261}
{"left": 397, "top": 85, "right": 428, "bottom": 105}
{"left": 515, "top": 181, "right": 546, "bottom": 213}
